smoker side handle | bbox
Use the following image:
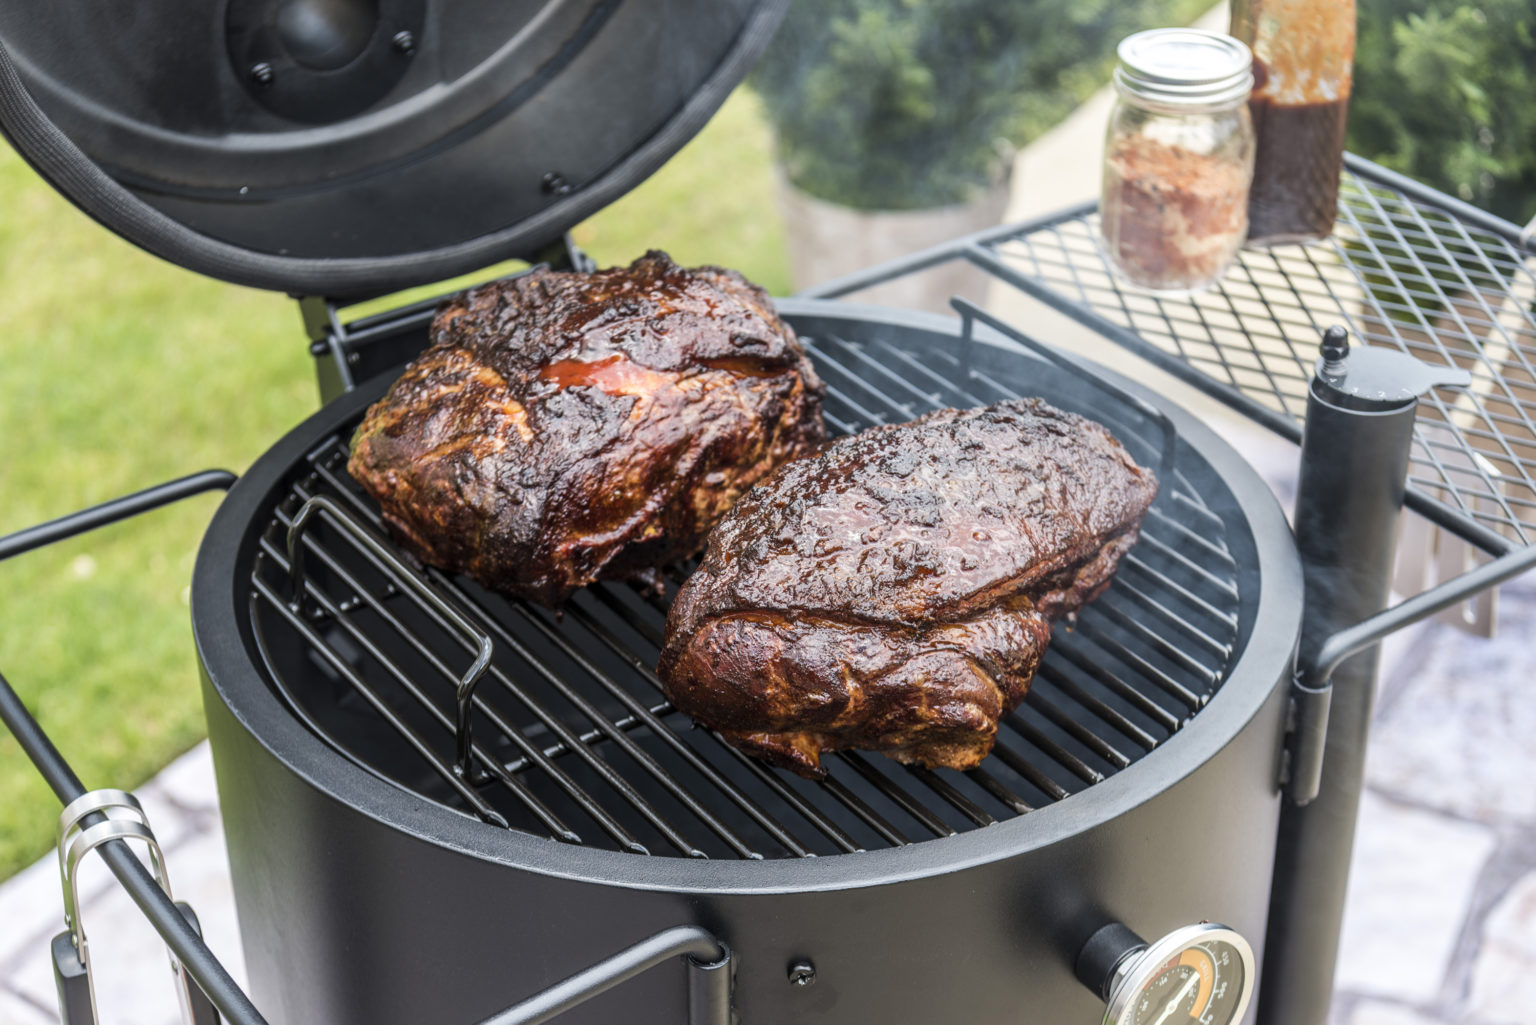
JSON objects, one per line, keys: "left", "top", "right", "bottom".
{"left": 1284, "top": 530, "right": 1536, "bottom": 803}
{"left": 472, "top": 926, "right": 731, "bottom": 1025}
{"left": 0, "top": 472, "right": 272, "bottom": 1025}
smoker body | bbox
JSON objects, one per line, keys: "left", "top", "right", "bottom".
{"left": 201, "top": 676, "right": 1288, "bottom": 1025}
{"left": 193, "top": 305, "right": 1302, "bottom": 1025}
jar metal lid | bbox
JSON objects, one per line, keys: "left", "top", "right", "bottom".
{"left": 1114, "top": 29, "right": 1254, "bottom": 109}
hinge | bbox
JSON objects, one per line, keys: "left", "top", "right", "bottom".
{"left": 293, "top": 233, "right": 593, "bottom": 405}
{"left": 296, "top": 296, "right": 354, "bottom": 403}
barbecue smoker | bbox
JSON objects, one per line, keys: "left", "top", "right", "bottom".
{"left": 4, "top": 4, "right": 1536, "bottom": 1025}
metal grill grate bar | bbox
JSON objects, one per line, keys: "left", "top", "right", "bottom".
{"left": 579, "top": 588, "right": 872, "bottom": 853}
{"left": 906, "top": 766, "right": 995, "bottom": 827}
{"left": 1006, "top": 715, "right": 1105, "bottom": 786}
{"left": 835, "top": 753, "right": 956, "bottom": 838}
{"left": 966, "top": 767, "right": 1036, "bottom": 814}
{"left": 262, "top": 504, "right": 682, "bottom": 853}
{"left": 249, "top": 576, "right": 514, "bottom": 830}
{"left": 1034, "top": 665, "right": 1160, "bottom": 752}
{"left": 987, "top": 731, "right": 1073, "bottom": 802}
{"left": 305, "top": 465, "right": 759, "bottom": 859}
{"left": 1048, "top": 641, "right": 1185, "bottom": 731}
{"left": 1026, "top": 690, "right": 1132, "bottom": 769}
{"left": 257, "top": 522, "right": 644, "bottom": 850}
{"left": 499, "top": 701, "right": 671, "bottom": 773}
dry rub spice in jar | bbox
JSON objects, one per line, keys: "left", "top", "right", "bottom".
{"left": 1099, "top": 29, "right": 1256, "bottom": 294}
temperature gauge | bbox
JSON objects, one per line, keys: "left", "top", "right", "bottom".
{"left": 1105, "top": 924, "right": 1253, "bottom": 1025}
{"left": 1079, "top": 922, "right": 1255, "bottom": 1025}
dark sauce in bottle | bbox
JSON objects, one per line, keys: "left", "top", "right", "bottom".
{"left": 1232, "top": 0, "right": 1356, "bottom": 245}
{"left": 1246, "top": 95, "right": 1350, "bottom": 243}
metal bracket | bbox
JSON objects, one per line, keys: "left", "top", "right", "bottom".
{"left": 297, "top": 232, "right": 596, "bottom": 401}
{"left": 1284, "top": 537, "right": 1536, "bottom": 803}
{"left": 53, "top": 789, "right": 219, "bottom": 1025}
{"left": 286, "top": 494, "right": 494, "bottom": 783}
{"left": 471, "top": 925, "right": 732, "bottom": 1025}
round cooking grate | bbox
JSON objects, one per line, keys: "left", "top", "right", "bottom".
{"left": 242, "top": 312, "right": 1254, "bottom": 859}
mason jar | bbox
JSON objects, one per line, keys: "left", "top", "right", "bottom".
{"left": 1099, "top": 29, "right": 1256, "bottom": 294}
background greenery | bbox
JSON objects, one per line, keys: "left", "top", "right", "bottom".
{"left": 0, "top": 88, "right": 788, "bottom": 880}
{"left": 1349, "top": 0, "right": 1536, "bottom": 224}
{"left": 752, "top": 0, "right": 1213, "bottom": 209}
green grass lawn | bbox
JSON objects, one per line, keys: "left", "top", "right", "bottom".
{"left": 0, "top": 86, "right": 788, "bottom": 880}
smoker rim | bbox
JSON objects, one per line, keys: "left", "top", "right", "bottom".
{"left": 191, "top": 299, "right": 1302, "bottom": 895}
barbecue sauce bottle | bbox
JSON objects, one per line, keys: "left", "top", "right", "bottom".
{"left": 1230, "top": 0, "right": 1355, "bottom": 245}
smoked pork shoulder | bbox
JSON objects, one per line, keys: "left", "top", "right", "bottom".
{"left": 658, "top": 399, "right": 1158, "bottom": 778}
{"left": 348, "top": 251, "right": 826, "bottom": 606}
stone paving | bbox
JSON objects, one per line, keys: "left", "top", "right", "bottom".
{"left": 1329, "top": 578, "right": 1536, "bottom": 1025}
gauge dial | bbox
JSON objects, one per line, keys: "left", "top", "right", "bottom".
{"left": 1104, "top": 924, "right": 1254, "bottom": 1025}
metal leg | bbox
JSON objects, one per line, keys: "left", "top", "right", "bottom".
{"left": 1260, "top": 332, "right": 1467, "bottom": 1025}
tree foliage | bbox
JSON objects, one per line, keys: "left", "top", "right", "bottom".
{"left": 1349, "top": 0, "right": 1536, "bottom": 224}
{"left": 751, "top": 0, "right": 1212, "bottom": 210}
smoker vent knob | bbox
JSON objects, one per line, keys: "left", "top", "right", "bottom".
{"left": 1076, "top": 922, "right": 1146, "bottom": 1001}
{"left": 1319, "top": 325, "right": 1349, "bottom": 379}
{"left": 1309, "top": 324, "right": 1470, "bottom": 411}
{"left": 1077, "top": 922, "right": 1255, "bottom": 1025}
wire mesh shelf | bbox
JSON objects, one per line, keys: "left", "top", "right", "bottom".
{"left": 814, "top": 154, "right": 1536, "bottom": 563}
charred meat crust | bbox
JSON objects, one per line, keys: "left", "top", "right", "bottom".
{"left": 347, "top": 251, "right": 827, "bottom": 606}
{"left": 658, "top": 399, "right": 1158, "bottom": 778}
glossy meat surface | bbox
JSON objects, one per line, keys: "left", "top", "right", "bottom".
{"left": 659, "top": 399, "right": 1158, "bottom": 777}
{"left": 348, "top": 251, "right": 825, "bottom": 606}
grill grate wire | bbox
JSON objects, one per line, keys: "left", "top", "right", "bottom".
{"left": 247, "top": 333, "right": 1244, "bottom": 859}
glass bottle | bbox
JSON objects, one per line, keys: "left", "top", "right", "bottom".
{"left": 1231, "top": 0, "right": 1357, "bottom": 245}
{"left": 1099, "top": 29, "right": 1256, "bottom": 294}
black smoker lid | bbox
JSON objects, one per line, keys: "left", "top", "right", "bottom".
{"left": 0, "top": 0, "right": 787, "bottom": 298}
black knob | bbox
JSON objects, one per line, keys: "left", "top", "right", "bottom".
{"left": 1075, "top": 922, "right": 1146, "bottom": 1001}
{"left": 275, "top": 0, "right": 378, "bottom": 72}
{"left": 1320, "top": 325, "right": 1349, "bottom": 364}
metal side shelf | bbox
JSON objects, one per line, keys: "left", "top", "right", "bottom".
{"left": 812, "top": 154, "right": 1536, "bottom": 563}
{"left": 807, "top": 154, "right": 1536, "bottom": 805}
{"left": 809, "top": 153, "right": 1536, "bottom": 654}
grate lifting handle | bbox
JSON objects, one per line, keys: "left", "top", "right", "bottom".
{"left": 0, "top": 471, "right": 267, "bottom": 1025}
{"left": 286, "top": 494, "right": 493, "bottom": 783}
{"left": 950, "top": 298, "right": 1178, "bottom": 483}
